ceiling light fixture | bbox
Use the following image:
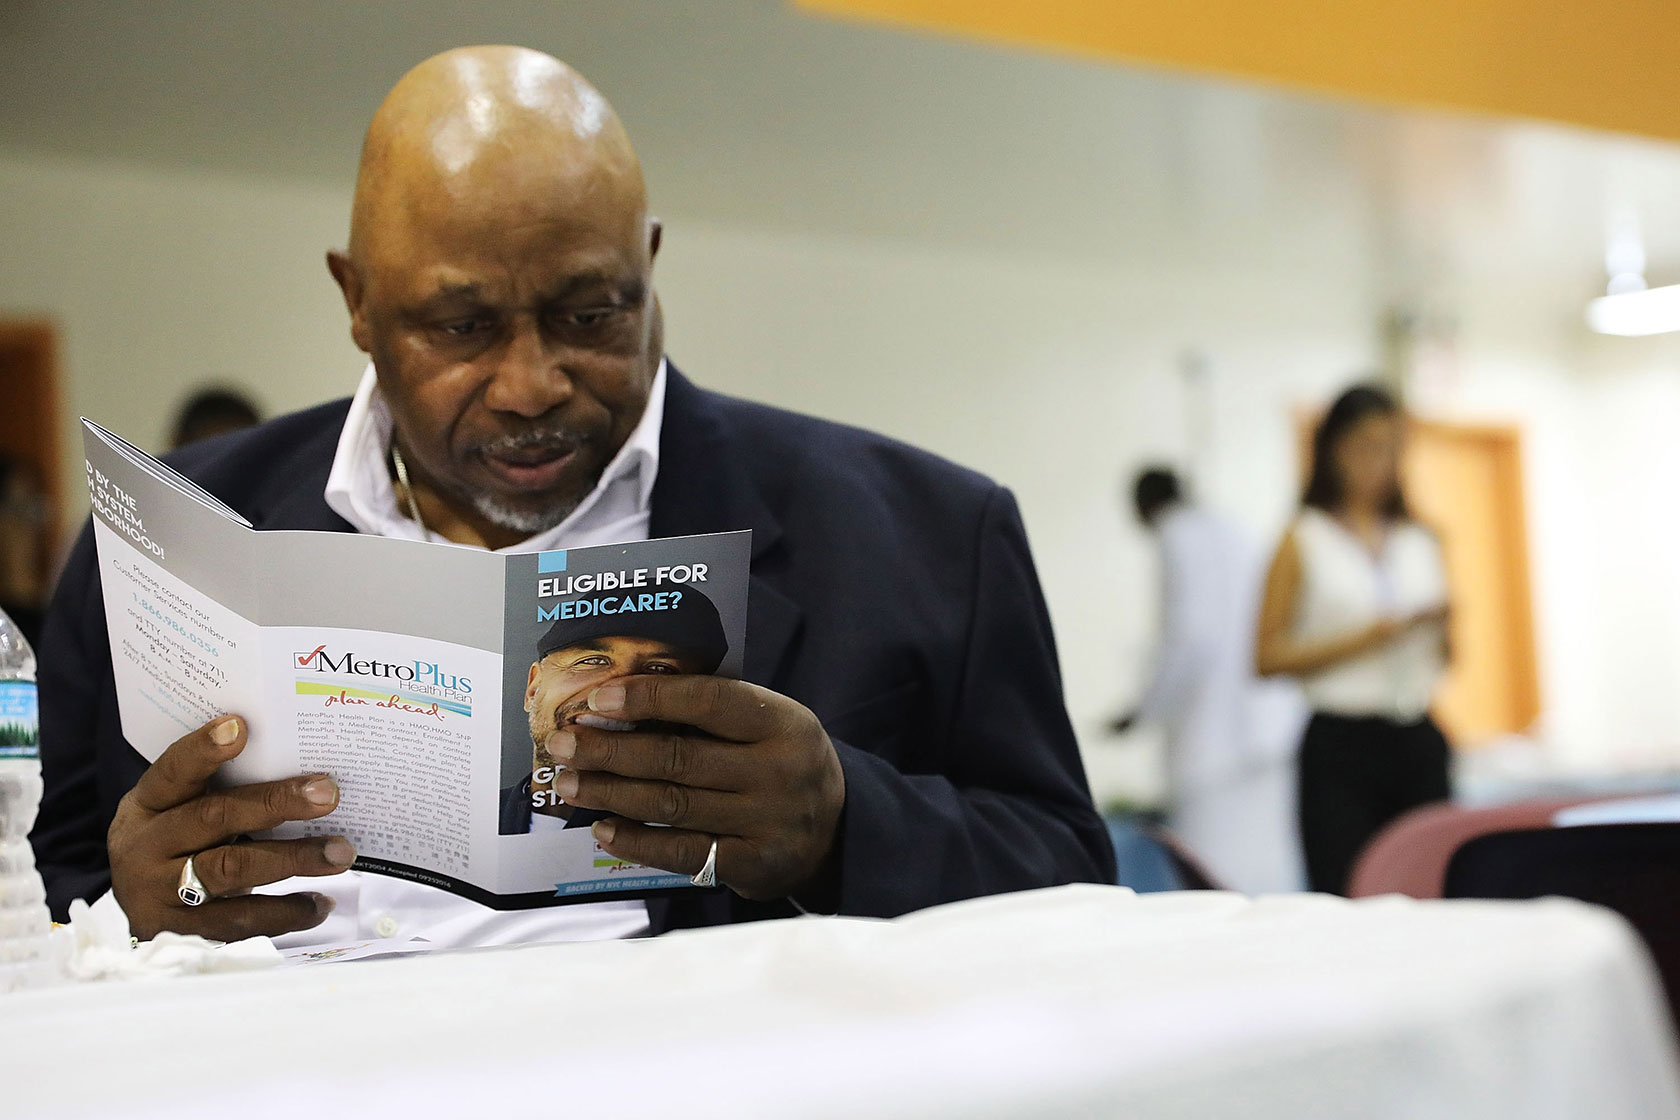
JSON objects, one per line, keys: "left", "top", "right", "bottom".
{"left": 1588, "top": 211, "right": 1679, "bottom": 336}
{"left": 1586, "top": 284, "right": 1680, "bottom": 337}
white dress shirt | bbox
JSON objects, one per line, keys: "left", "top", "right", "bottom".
{"left": 262, "top": 359, "right": 668, "bottom": 950}
{"left": 1136, "top": 505, "right": 1266, "bottom": 791}
{"left": 1138, "top": 505, "right": 1306, "bottom": 786}
{"left": 1135, "top": 504, "right": 1307, "bottom": 893}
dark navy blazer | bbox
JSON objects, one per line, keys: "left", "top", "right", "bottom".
{"left": 32, "top": 366, "right": 1115, "bottom": 932}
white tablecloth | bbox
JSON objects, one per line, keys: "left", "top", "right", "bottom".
{"left": 4, "top": 885, "right": 1678, "bottom": 1119}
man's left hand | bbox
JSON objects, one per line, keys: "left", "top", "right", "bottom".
{"left": 548, "top": 676, "right": 846, "bottom": 902}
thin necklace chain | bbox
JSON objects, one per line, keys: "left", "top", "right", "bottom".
{"left": 389, "top": 442, "right": 427, "bottom": 533}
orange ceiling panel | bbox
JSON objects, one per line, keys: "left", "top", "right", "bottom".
{"left": 795, "top": 0, "right": 1680, "bottom": 141}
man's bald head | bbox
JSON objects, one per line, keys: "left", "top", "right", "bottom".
{"left": 328, "top": 46, "right": 665, "bottom": 551}
{"left": 348, "top": 46, "right": 646, "bottom": 272}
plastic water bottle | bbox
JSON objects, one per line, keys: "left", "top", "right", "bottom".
{"left": 0, "top": 607, "right": 49, "bottom": 991}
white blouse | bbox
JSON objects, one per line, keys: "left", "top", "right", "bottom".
{"left": 1288, "top": 508, "right": 1448, "bottom": 722}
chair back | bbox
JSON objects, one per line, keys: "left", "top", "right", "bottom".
{"left": 1348, "top": 797, "right": 1604, "bottom": 899}
{"left": 1445, "top": 823, "right": 1680, "bottom": 1023}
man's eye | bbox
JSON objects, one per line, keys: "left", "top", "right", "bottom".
{"left": 440, "top": 318, "right": 487, "bottom": 337}
{"left": 572, "top": 656, "right": 611, "bottom": 668}
{"left": 643, "top": 663, "right": 679, "bottom": 674}
{"left": 568, "top": 309, "right": 614, "bottom": 328}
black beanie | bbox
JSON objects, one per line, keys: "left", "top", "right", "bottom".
{"left": 535, "top": 584, "right": 728, "bottom": 673}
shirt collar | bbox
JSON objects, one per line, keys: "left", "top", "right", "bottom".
{"left": 323, "top": 358, "right": 666, "bottom": 553}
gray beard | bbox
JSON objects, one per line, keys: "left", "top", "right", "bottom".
{"left": 460, "top": 426, "right": 596, "bottom": 536}
{"left": 468, "top": 489, "right": 585, "bottom": 536}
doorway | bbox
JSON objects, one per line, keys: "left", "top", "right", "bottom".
{"left": 0, "top": 320, "right": 64, "bottom": 647}
{"left": 1404, "top": 420, "right": 1540, "bottom": 744}
{"left": 1296, "top": 413, "right": 1541, "bottom": 745}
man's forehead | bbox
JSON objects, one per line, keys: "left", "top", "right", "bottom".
{"left": 392, "top": 154, "right": 631, "bottom": 227}
{"left": 363, "top": 199, "right": 646, "bottom": 299}
{"left": 397, "top": 252, "right": 640, "bottom": 301}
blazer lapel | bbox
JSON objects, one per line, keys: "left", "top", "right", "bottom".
{"left": 651, "top": 367, "right": 804, "bottom": 690}
{"left": 246, "top": 411, "right": 358, "bottom": 533}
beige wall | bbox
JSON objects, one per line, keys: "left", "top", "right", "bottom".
{"left": 0, "top": 152, "right": 358, "bottom": 459}
{"left": 4, "top": 143, "right": 1679, "bottom": 800}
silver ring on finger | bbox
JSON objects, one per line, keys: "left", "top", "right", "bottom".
{"left": 177, "top": 854, "right": 210, "bottom": 907}
{"left": 690, "top": 838, "right": 719, "bottom": 888}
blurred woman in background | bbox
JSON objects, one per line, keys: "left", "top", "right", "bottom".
{"left": 1256, "top": 385, "right": 1451, "bottom": 894}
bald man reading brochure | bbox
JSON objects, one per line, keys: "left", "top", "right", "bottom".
{"left": 32, "top": 46, "right": 1113, "bottom": 949}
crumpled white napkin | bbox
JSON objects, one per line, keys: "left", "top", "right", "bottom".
{"left": 48, "top": 893, "right": 282, "bottom": 982}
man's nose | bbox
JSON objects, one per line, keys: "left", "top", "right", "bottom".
{"left": 482, "top": 317, "right": 575, "bottom": 417}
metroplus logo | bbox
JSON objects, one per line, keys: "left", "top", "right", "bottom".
{"left": 291, "top": 644, "right": 473, "bottom": 693}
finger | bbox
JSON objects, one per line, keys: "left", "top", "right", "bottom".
{"left": 129, "top": 715, "right": 249, "bottom": 814}
{"left": 188, "top": 836, "right": 357, "bottom": 896}
{"left": 550, "top": 725, "right": 750, "bottom": 791}
{"left": 582, "top": 676, "right": 788, "bottom": 743}
{"left": 555, "top": 767, "right": 748, "bottom": 833}
{"left": 175, "top": 892, "right": 337, "bottom": 941}
{"left": 153, "top": 774, "right": 341, "bottom": 855}
{"left": 591, "top": 819, "right": 729, "bottom": 884}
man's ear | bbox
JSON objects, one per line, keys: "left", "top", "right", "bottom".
{"left": 524, "top": 661, "right": 541, "bottom": 713}
{"left": 326, "top": 250, "right": 373, "bottom": 354}
{"left": 647, "top": 217, "right": 662, "bottom": 261}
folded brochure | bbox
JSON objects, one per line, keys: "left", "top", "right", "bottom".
{"left": 81, "top": 418, "right": 750, "bottom": 908}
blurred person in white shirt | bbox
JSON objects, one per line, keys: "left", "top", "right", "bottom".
{"left": 1112, "top": 467, "right": 1305, "bottom": 893}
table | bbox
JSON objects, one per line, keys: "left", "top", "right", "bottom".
{"left": 1556, "top": 794, "right": 1680, "bottom": 826}
{"left": 4, "top": 885, "right": 1678, "bottom": 1119}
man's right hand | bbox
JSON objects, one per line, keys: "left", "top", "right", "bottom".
{"left": 108, "top": 714, "right": 356, "bottom": 941}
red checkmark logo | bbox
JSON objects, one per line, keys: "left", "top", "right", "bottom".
{"left": 297, "top": 644, "right": 327, "bottom": 668}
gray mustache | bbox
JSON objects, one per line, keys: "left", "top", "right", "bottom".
{"left": 475, "top": 428, "right": 588, "bottom": 457}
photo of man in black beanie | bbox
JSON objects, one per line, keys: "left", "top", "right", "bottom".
{"left": 498, "top": 587, "right": 729, "bottom": 835}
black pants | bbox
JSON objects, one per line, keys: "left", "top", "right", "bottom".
{"left": 1298, "top": 712, "right": 1452, "bottom": 895}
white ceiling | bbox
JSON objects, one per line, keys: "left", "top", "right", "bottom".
{"left": 5, "top": 0, "right": 1680, "bottom": 301}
